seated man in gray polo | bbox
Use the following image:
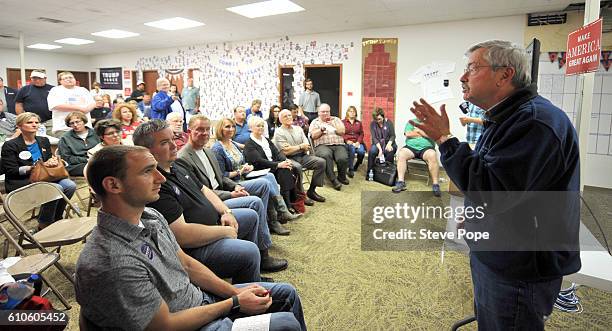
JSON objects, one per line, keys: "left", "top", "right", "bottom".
{"left": 272, "top": 109, "right": 326, "bottom": 203}
{"left": 76, "top": 145, "right": 306, "bottom": 331}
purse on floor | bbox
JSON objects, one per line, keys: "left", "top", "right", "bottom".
{"left": 29, "top": 157, "right": 69, "bottom": 183}
{"left": 373, "top": 161, "right": 397, "bottom": 187}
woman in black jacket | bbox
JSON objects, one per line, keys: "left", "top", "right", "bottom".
{"left": 243, "top": 116, "right": 301, "bottom": 209}
{"left": 1, "top": 112, "right": 76, "bottom": 229}
{"left": 367, "top": 107, "right": 397, "bottom": 177}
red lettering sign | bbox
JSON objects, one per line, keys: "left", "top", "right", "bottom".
{"left": 123, "top": 70, "right": 131, "bottom": 80}
{"left": 124, "top": 87, "right": 132, "bottom": 97}
{"left": 566, "top": 18, "right": 602, "bottom": 75}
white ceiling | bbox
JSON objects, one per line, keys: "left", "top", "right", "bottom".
{"left": 0, "top": 0, "right": 577, "bottom": 56}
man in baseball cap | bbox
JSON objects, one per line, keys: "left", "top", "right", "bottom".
{"left": 130, "top": 80, "right": 146, "bottom": 102}
{"left": 15, "top": 69, "right": 54, "bottom": 133}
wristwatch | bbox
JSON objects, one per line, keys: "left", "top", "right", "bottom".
{"left": 230, "top": 295, "right": 240, "bottom": 315}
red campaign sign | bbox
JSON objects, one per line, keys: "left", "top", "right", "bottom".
{"left": 565, "top": 18, "right": 602, "bottom": 75}
{"left": 123, "top": 70, "right": 131, "bottom": 80}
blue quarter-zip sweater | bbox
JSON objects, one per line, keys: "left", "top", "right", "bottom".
{"left": 439, "top": 84, "right": 581, "bottom": 281}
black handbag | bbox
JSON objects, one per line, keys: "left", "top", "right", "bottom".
{"left": 373, "top": 161, "right": 397, "bottom": 186}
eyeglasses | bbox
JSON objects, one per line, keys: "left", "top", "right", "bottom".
{"left": 463, "top": 64, "right": 509, "bottom": 75}
{"left": 104, "top": 130, "right": 120, "bottom": 136}
{"left": 68, "top": 120, "right": 84, "bottom": 126}
{"left": 463, "top": 65, "right": 491, "bottom": 75}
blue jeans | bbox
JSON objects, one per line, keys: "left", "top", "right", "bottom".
{"left": 366, "top": 144, "right": 397, "bottom": 173}
{"left": 185, "top": 238, "right": 260, "bottom": 284}
{"left": 345, "top": 143, "right": 366, "bottom": 171}
{"left": 200, "top": 282, "right": 306, "bottom": 331}
{"left": 470, "top": 254, "right": 562, "bottom": 330}
{"left": 38, "top": 178, "right": 77, "bottom": 225}
{"left": 239, "top": 174, "right": 274, "bottom": 204}
{"left": 225, "top": 196, "right": 272, "bottom": 251}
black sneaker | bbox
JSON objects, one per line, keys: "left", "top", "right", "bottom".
{"left": 392, "top": 181, "right": 407, "bottom": 193}
{"left": 432, "top": 184, "right": 441, "bottom": 197}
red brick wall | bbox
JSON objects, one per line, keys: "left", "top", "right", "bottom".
{"left": 361, "top": 42, "right": 397, "bottom": 148}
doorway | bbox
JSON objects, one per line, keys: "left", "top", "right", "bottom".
{"left": 304, "top": 65, "right": 342, "bottom": 117}
{"left": 279, "top": 66, "right": 295, "bottom": 109}
{"left": 142, "top": 71, "right": 159, "bottom": 95}
{"left": 6, "top": 68, "right": 36, "bottom": 89}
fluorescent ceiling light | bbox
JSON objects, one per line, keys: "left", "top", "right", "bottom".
{"left": 91, "top": 29, "right": 139, "bottom": 39}
{"left": 144, "top": 17, "right": 205, "bottom": 30}
{"left": 226, "top": 0, "right": 305, "bottom": 18}
{"left": 55, "top": 38, "right": 95, "bottom": 45}
{"left": 27, "top": 43, "right": 62, "bottom": 50}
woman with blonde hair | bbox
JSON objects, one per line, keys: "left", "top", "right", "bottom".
{"left": 212, "top": 117, "right": 299, "bottom": 233}
{"left": 1, "top": 112, "right": 77, "bottom": 229}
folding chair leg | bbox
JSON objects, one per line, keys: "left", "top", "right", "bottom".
{"left": 53, "top": 261, "right": 76, "bottom": 285}
{"left": 39, "top": 274, "right": 72, "bottom": 310}
{"left": 74, "top": 189, "right": 88, "bottom": 210}
{"left": 2, "top": 239, "right": 9, "bottom": 259}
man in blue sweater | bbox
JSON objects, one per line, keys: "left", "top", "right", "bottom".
{"left": 151, "top": 78, "right": 178, "bottom": 120}
{"left": 410, "top": 40, "right": 580, "bottom": 330}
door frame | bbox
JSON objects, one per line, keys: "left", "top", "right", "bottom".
{"left": 304, "top": 64, "right": 343, "bottom": 117}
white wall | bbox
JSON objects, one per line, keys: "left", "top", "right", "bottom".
{"left": 0, "top": 48, "right": 93, "bottom": 86}
{"left": 89, "top": 15, "right": 525, "bottom": 138}
{"left": 537, "top": 57, "right": 612, "bottom": 189}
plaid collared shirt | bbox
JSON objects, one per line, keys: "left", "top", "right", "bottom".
{"left": 309, "top": 117, "right": 345, "bottom": 147}
{"left": 466, "top": 103, "right": 485, "bottom": 144}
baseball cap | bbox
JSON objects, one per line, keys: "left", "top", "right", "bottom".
{"left": 137, "top": 80, "right": 145, "bottom": 85}
{"left": 30, "top": 70, "right": 47, "bottom": 79}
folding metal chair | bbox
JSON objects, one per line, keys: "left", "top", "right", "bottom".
{"left": 0, "top": 213, "right": 71, "bottom": 309}
{"left": 407, "top": 159, "right": 432, "bottom": 186}
{"left": 2, "top": 182, "right": 96, "bottom": 294}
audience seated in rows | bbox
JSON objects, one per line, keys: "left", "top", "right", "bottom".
{"left": 342, "top": 106, "right": 365, "bottom": 178}
{"left": 58, "top": 111, "right": 100, "bottom": 176}
{"left": 309, "top": 103, "right": 349, "bottom": 191}
{"left": 1, "top": 112, "right": 76, "bottom": 229}
{"left": 133, "top": 120, "right": 289, "bottom": 274}
{"left": 76, "top": 145, "right": 306, "bottom": 330}
{"left": 179, "top": 115, "right": 298, "bottom": 236}
{"left": 272, "top": 109, "right": 326, "bottom": 203}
